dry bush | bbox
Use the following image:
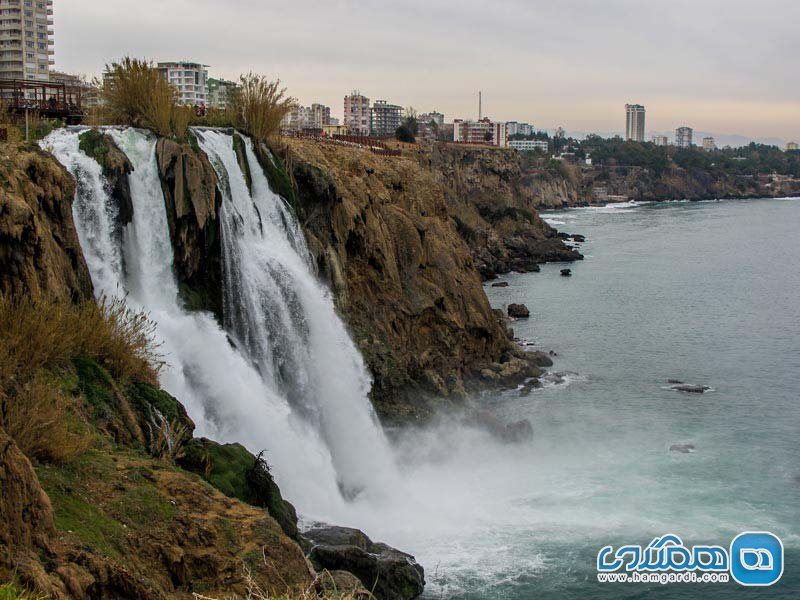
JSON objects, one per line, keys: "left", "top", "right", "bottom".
{"left": 230, "top": 74, "right": 294, "bottom": 142}
{"left": 1, "top": 373, "right": 89, "bottom": 463}
{"left": 0, "top": 295, "right": 161, "bottom": 388}
{"left": 101, "top": 57, "right": 187, "bottom": 139}
{"left": 0, "top": 295, "right": 162, "bottom": 462}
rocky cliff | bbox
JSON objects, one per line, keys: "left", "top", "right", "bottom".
{"left": 283, "top": 139, "right": 547, "bottom": 421}
{"left": 0, "top": 145, "right": 93, "bottom": 302}
{"left": 419, "top": 144, "right": 582, "bottom": 278}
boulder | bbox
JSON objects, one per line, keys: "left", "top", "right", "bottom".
{"left": 560, "top": 268, "right": 572, "bottom": 277}
{"left": 303, "top": 525, "right": 424, "bottom": 600}
{"left": 571, "top": 234, "right": 586, "bottom": 242}
{"left": 316, "top": 570, "right": 372, "bottom": 599}
{"left": 671, "top": 384, "right": 710, "bottom": 394}
{"left": 507, "top": 303, "right": 530, "bottom": 318}
{"left": 491, "top": 281, "right": 509, "bottom": 288}
{"left": 669, "top": 444, "right": 696, "bottom": 454}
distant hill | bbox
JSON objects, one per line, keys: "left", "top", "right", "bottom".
{"left": 550, "top": 129, "right": 789, "bottom": 149}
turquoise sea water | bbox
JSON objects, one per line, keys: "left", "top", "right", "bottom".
{"left": 416, "top": 198, "right": 799, "bottom": 599}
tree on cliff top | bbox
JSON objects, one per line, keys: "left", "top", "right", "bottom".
{"left": 100, "top": 57, "right": 193, "bottom": 139}
{"left": 229, "top": 73, "right": 295, "bottom": 143}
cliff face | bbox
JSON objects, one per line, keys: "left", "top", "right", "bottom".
{"left": 156, "top": 137, "right": 224, "bottom": 318}
{"left": 421, "top": 145, "right": 582, "bottom": 278}
{"left": 0, "top": 145, "right": 93, "bottom": 302}
{"left": 285, "top": 139, "right": 531, "bottom": 420}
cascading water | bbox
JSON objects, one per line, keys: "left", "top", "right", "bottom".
{"left": 43, "top": 127, "right": 360, "bottom": 518}
{"left": 194, "top": 129, "right": 398, "bottom": 499}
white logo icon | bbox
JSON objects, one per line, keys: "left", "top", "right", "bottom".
{"left": 739, "top": 548, "right": 773, "bottom": 571}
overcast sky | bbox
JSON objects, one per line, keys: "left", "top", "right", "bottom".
{"left": 57, "top": 0, "right": 799, "bottom": 141}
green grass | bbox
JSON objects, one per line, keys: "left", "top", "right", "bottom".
{"left": 35, "top": 451, "right": 126, "bottom": 558}
{"left": 0, "top": 581, "right": 46, "bottom": 600}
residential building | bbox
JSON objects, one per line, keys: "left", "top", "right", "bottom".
{"left": 344, "top": 91, "right": 370, "bottom": 135}
{"left": 702, "top": 136, "right": 716, "bottom": 151}
{"left": 281, "top": 104, "right": 313, "bottom": 130}
{"left": 207, "top": 77, "right": 237, "bottom": 110}
{"left": 418, "top": 111, "right": 444, "bottom": 128}
{"left": 509, "top": 139, "right": 548, "bottom": 152}
{"left": 0, "top": 0, "right": 53, "bottom": 82}
{"left": 652, "top": 135, "right": 669, "bottom": 146}
{"left": 370, "top": 100, "right": 402, "bottom": 137}
{"left": 453, "top": 118, "right": 507, "bottom": 147}
{"left": 310, "top": 103, "right": 331, "bottom": 128}
{"left": 507, "top": 121, "right": 535, "bottom": 137}
{"left": 157, "top": 62, "right": 209, "bottom": 106}
{"left": 786, "top": 142, "right": 798, "bottom": 151}
{"left": 328, "top": 117, "right": 339, "bottom": 126}
{"left": 554, "top": 126, "right": 566, "bottom": 138}
{"left": 675, "top": 126, "right": 693, "bottom": 148}
{"left": 625, "top": 104, "right": 646, "bottom": 141}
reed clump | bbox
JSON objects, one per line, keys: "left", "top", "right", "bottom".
{"left": 229, "top": 73, "right": 294, "bottom": 143}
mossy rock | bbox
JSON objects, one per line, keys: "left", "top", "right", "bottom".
{"left": 254, "top": 141, "right": 299, "bottom": 214}
{"left": 178, "top": 439, "right": 298, "bottom": 539}
{"left": 78, "top": 128, "right": 110, "bottom": 164}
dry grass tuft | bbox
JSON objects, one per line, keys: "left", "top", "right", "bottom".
{"left": 230, "top": 74, "right": 294, "bottom": 143}
{"left": 0, "top": 294, "right": 162, "bottom": 462}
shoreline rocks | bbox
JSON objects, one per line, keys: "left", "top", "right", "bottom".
{"left": 507, "top": 303, "right": 530, "bottom": 318}
{"left": 302, "top": 525, "right": 425, "bottom": 600}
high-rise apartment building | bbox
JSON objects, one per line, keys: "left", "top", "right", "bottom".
{"left": 702, "top": 136, "right": 716, "bottom": 151}
{"left": 370, "top": 100, "right": 402, "bottom": 137}
{"left": 0, "top": 0, "right": 54, "bottom": 82}
{"left": 310, "top": 103, "right": 331, "bottom": 128}
{"left": 344, "top": 91, "right": 370, "bottom": 135}
{"left": 675, "top": 126, "right": 693, "bottom": 148}
{"left": 157, "top": 62, "right": 208, "bottom": 106}
{"left": 625, "top": 104, "right": 646, "bottom": 141}
{"left": 207, "top": 77, "right": 237, "bottom": 110}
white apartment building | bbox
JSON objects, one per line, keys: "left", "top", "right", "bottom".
{"left": 509, "top": 139, "right": 548, "bottom": 152}
{"left": 0, "top": 0, "right": 53, "bottom": 82}
{"left": 625, "top": 104, "right": 646, "bottom": 142}
{"left": 702, "top": 136, "right": 716, "bottom": 151}
{"left": 344, "top": 91, "right": 370, "bottom": 135}
{"left": 207, "top": 77, "right": 237, "bottom": 110}
{"left": 157, "top": 62, "right": 208, "bottom": 106}
{"left": 282, "top": 103, "right": 332, "bottom": 130}
{"left": 675, "top": 126, "right": 693, "bottom": 148}
{"left": 652, "top": 135, "right": 669, "bottom": 146}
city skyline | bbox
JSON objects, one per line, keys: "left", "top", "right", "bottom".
{"left": 54, "top": 0, "right": 799, "bottom": 141}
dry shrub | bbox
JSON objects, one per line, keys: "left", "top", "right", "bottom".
{"left": 230, "top": 74, "right": 294, "bottom": 143}
{"left": 0, "top": 294, "right": 162, "bottom": 462}
{"left": 101, "top": 57, "right": 187, "bottom": 139}
{"left": 1, "top": 373, "right": 89, "bottom": 463}
{"left": 0, "top": 294, "right": 161, "bottom": 387}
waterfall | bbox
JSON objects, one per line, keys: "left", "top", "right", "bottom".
{"left": 195, "top": 129, "right": 397, "bottom": 499}
{"left": 44, "top": 126, "right": 397, "bottom": 517}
